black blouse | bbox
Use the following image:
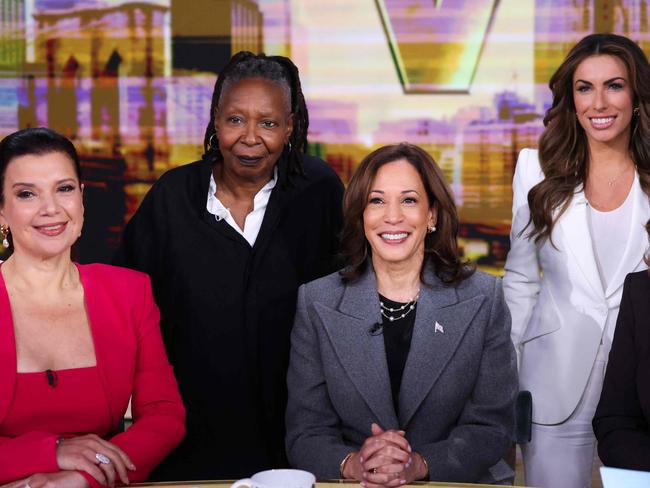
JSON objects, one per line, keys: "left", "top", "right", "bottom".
{"left": 379, "top": 294, "right": 416, "bottom": 415}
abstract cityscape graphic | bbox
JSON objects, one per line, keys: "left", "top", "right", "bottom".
{"left": 0, "top": 0, "right": 645, "bottom": 270}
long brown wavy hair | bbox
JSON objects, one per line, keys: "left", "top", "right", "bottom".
{"left": 340, "top": 143, "right": 474, "bottom": 285}
{"left": 527, "top": 33, "right": 650, "bottom": 243}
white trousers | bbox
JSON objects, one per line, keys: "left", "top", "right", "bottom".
{"left": 522, "top": 348, "right": 607, "bottom": 488}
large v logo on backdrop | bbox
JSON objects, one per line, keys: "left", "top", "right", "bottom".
{"left": 375, "top": 0, "right": 500, "bottom": 94}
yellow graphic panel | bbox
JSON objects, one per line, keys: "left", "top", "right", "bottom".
{"left": 375, "top": 0, "right": 500, "bottom": 93}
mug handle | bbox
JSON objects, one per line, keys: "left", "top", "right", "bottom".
{"left": 229, "top": 478, "right": 254, "bottom": 488}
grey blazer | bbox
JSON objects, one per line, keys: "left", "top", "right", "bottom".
{"left": 285, "top": 265, "right": 517, "bottom": 484}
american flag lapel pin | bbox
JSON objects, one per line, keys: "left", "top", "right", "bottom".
{"left": 434, "top": 321, "right": 444, "bottom": 334}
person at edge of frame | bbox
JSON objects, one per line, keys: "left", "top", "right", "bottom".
{"left": 503, "top": 33, "right": 650, "bottom": 488}
{"left": 0, "top": 127, "right": 185, "bottom": 488}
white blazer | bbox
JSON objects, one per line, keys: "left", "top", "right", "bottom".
{"left": 503, "top": 148, "right": 650, "bottom": 425}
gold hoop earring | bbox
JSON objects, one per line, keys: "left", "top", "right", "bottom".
{"left": 0, "top": 225, "right": 9, "bottom": 248}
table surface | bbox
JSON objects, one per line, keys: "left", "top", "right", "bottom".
{"left": 133, "top": 480, "right": 532, "bottom": 488}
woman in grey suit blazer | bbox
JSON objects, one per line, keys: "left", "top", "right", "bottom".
{"left": 286, "top": 143, "right": 517, "bottom": 486}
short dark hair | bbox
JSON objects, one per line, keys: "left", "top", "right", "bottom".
{"left": 203, "top": 51, "right": 309, "bottom": 185}
{"left": 0, "top": 127, "right": 81, "bottom": 205}
{"left": 340, "top": 143, "right": 473, "bottom": 285}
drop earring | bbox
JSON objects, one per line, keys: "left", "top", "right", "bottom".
{"left": 0, "top": 225, "right": 9, "bottom": 248}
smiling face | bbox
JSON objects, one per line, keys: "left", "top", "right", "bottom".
{"left": 573, "top": 54, "right": 635, "bottom": 148}
{"left": 0, "top": 151, "right": 84, "bottom": 260}
{"left": 214, "top": 77, "right": 293, "bottom": 185}
{"left": 363, "top": 159, "right": 435, "bottom": 272}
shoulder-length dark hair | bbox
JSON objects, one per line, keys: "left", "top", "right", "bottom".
{"left": 340, "top": 143, "right": 473, "bottom": 285}
{"left": 203, "top": 51, "right": 309, "bottom": 186}
{"left": 528, "top": 33, "right": 650, "bottom": 242}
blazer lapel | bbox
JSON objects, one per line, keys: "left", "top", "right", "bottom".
{"left": 0, "top": 267, "right": 16, "bottom": 424}
{"left": 398, "top": 275, "right": 484, "bottom": 428}
{"left": 77, "top": 264, "right": 122, "bottom": 431}
{"left": 316, "top": 268, "right": 398, "bottom": 429}
{"left": 557, "top": 190, "right": 604, "bottom": 299}
{"left": 605, "top": 175, "right": 650, "bottom": 298}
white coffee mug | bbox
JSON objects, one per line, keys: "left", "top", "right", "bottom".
{"left": 229, "top": 469, "right": 316, "bottom": 488}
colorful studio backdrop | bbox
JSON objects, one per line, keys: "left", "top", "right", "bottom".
{"left": 0, "top": 0, "right": 645, "bottom": 269}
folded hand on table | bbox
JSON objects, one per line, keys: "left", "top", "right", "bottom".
{"left": 3, "top": 472, "right": 87, "bottom": 488}
{"left": 56, "top": 434, "right": 136, "bottom": 487}
{"left": 342, "top": 423, "right": 428, "bottom": 488}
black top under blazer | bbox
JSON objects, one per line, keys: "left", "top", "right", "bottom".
{"left": 114, "top": 155, "right": 344, "bottom": 480}
{"left": 594, "top": 270, "right": 650, "bottom": 470}
{"left": 286, "top": 265, "right": 518, "bottom": 484}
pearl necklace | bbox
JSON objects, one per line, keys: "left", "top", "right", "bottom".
{"left": 379, "top": 293, "right": 419, "bottom": 322}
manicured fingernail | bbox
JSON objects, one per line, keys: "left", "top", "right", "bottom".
{"left": 408, "top": 445, "right": 412, "bottom": 452}
{"left": 359, "top": 456, "right": 363, "bottom": 462}
{"left": 400, "top": 480, "right": 406, "bottom": 485}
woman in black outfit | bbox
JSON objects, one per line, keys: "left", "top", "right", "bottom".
{"left": 114, "top": 52, "right": 344, "bottom": 481}
{"left": 593, "top": 262, "right": 650, "bottom": 471}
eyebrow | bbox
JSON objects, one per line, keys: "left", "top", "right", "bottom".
{"left": 12, "top": 178, "right": 77, "bottom": 188}
{"left": 574, "top": 77, "right": 626, "bottom": 86}
{"left": 369, "top": 189, "right": 421, "bottom": 194}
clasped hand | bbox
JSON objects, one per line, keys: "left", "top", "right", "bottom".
{"left": 10, "top": 434, "right": 136, "bottom": 488}
{"left": 343, "top": 423, "right": 426, "bottom": 488}
{"left": 55, "top": 434, "right": 136, "bottom": 487}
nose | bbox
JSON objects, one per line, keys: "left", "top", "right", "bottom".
{"left": 594, "top": 88, "right": 608, "bottom": 111}
{"left": 39, "top": 191, "right": 58, "bottom": 215}
{"left": 241, "top": 122, "right": 259, "bottom": 145}
{"left": 384, "top": 200, "right": 404, "bottom": 224}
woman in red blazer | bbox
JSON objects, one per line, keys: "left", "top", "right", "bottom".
{"left": 0, "top": 128, "right": 185, "bottom": 488}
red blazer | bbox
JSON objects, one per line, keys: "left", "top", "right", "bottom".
{"left": 0, "top": 263, "right": 186, "bottom": 484}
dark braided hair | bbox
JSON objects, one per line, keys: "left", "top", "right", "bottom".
{"left": 203, "top": 51, "right": 309, "bottom": 184}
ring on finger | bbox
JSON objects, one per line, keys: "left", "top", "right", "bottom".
{"left": 95, "top": 452, "right": 111, "bottom": 465}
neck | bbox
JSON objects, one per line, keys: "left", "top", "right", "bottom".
{"left": 587, "top": 135, "right": 634, "bottom": 176}
{"left": 2, "top": 251, "right": 77, "bottom": 292}
{"left": 373, "top": 256, "right": 422, "bottom": 302}
{"left": 214, "top": 164, "right": 274, "bottom": 200}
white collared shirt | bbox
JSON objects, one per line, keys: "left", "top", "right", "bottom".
{"left": 206, "top": 167, "right": 278, "bottom": 246}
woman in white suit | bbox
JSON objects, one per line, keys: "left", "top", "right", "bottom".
{"left": 504, "top": 33, "right": 650, "bottom": 488}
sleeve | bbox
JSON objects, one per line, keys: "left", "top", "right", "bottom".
{"left": 502, "top": 148, "right": 543, "bottom": 366}
{"left": 593, "top": 274, "right": 650, "bottom": 470}
{"left": 417, "top": 278, "right": 518, "bottom": 482}
{"left": 112, "top": 182, "right": 166, "bottom": 289}
{"left": 106, "top": 275, "right": 186, "bottom": 482}
{"left": 0, "top": 433, "right": 60, "bottom": 483}
{"left": 324, "top": 174, "right": 345, "bottom": 274}
{"left": 304, "top": 170, "right": 345, "bottom": 283}
{"left": 285, "top": 286, "right": 353, "bottom": 480}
